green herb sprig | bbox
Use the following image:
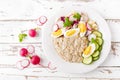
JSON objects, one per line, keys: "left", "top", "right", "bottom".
{"left": 63, "top": 17, "right": 73, "bottom": 27}
{"left": 73, "top": 13, "right": 81, "bottom": 20}
{"left": 18, "top": 33, "right": 27, "bottom": 42}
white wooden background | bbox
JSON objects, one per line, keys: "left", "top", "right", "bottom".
{"left": 0, "top": 0, "right": 120, "bottom": 80}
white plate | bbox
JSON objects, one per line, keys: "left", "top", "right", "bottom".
{"left": 42, "top": 6, "right": 111, "bottom": 73}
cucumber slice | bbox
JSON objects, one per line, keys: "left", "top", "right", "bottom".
{"left": 94, "top": 42, "right": 99, "bottom": 50}
{"left": 96, "top": 37, "right": 104, "bottom": 46}
{"left": 92, "top": 51, "right": 100, "bottom": 57}
{"left": 82, "top": 56, "right": 93, "bottom": 65}
{"left": 93, "top": 56, "right": 100, "bottom": 61}
{"left": 99, "top": 46, "right": 103, "bottom": 52}
{"left": 93, "top": 31, "right": 102, "bottom": 38}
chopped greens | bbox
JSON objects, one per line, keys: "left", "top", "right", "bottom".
{"left": 91, "top": 38, "right": 96, "bottom": 43}
{"left": 63, "top": 17, "right": 73, "bottom": 27}
{"left": 19, "top": 33, "right": 27, "bottom": 42}
{"left": 73, "top": 13, "right": 81, "bottom": 20}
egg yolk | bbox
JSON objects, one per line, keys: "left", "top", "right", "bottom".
{"left": 83, "top": 46, "right": 92, "bottom": 55}
{"left": 66, "top": 30, "right": 76, "bottom": 36}
{"left": 52, "top": 29, "right": 62, "bottom": 36}
{"left": 78, "top": 23, "right": 86, "bottom": 33}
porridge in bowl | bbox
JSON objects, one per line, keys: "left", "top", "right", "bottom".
{"left": 53, "top": 35, "right": 88, "bottom": 63}
{"left": 51, "top": 12, "right": 104, "bottom": 64}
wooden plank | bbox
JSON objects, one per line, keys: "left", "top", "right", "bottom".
{"left": 0, "top": 0, "right": 120, "bottom": 79}
{"left": 27, "top": 77, "right": 70, "bottom": 80}
{"left": 71, "top": 79, "right": 111, "bottom": 80}
{"left": 0, "top": 67, "right": 120, "bottom": 78}
{"left": 0, "top": 42, "right": 119, "bottom": 78}
{"left": 0, "top": 0, "right": 120, "bottom": 19}
{"left": 0, "top": 74, "right": 114, "bottom": 80}
{"left": 0, "top": 43, "right": 119, "bottom": 66}
{"left": 0, "top": 74, "right": 26, "bottom": 80}
{"left": 0, "top": 21, "right": 42, "bottom": 43}
{"left": 0, "top": 42, "right": 120, "bottom": 66}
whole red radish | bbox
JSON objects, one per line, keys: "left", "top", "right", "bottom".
{"left": 20, "top": 48, "right": 28, "bottom": 57}
{"left": 29, "top": 29, "right": 37, "bottom": 37}
{"left": 31, "top": 55, "right": 40, "bottom": 65}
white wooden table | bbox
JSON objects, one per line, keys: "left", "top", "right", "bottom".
{"left": 0, "top": 0, "right": 120, "bottom": 80}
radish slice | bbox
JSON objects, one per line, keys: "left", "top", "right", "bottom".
{"left": 27, "top": 45, "right": 35, "bottom": 54}
{"left": 53, "top": 24, "right": 59, "bottom": 32}
{"left": 16, "top": 59, "right": 30, "bottom": 70}
{"left": 16, "top": 61, "right": 24, "bottom": 70}
{"left": 47, "top": 62, "right": 57, "bottom": 70}
{"left": 72, "top": 23, "right": 77, "bottom": 28}
{"left": 86, "top": 23, "right": 92, "bottom": 30}
{"left": 38, "top": 62, "right": 56, "bottom": 70}
{"left": 36, "top": 16, "right": 47, "bottom": 26}
{"left": 39, "top": 16, "right": 47, "bottom": 24}
{"left": 86, "top": 30, "right": 92, "bottom": 36}
{"left": 20, "top": 59, "right": 30, "bottom": 68}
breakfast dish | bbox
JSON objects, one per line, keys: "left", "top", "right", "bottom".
{"left": 51, "top": 12, "right": 104, "bottom": 64}
{"left": 42, "top": 6, "right": 111, "bottom": 73}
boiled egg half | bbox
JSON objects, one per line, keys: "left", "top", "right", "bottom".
{"left": 64, "top": 28, "right": 79, "bottom": 38}
{"left": 51, "top": 29, "right": 63, "bottom": 38}
{"left": 82, "top": 43, "right": 96, "bottom": 58}
{"left": 78, "top": 21, "right": 87, "bottom": 37}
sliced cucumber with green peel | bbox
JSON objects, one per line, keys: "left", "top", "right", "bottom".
{"left": 99, "top": 46, "right": 102, "bottom": 52}
{"left": 92, "top": 51, "right": 100, "bottom": 57}
{"left": 93, "top": 56, "right": 100, "bottom": 61}
{"left": 82, "top": 56, "right": 93, "bottom": 65}
{"left": 93, "top": 31, "right": 102, "bottom": 38}
{"left": 82, "top": 30, "right": 103, "bottom": 64}
{"left": 94, "top": 42, "right": 99, "bottom": 50}
{"left": 96, "top": 37, "right": 104, "bottom": 46}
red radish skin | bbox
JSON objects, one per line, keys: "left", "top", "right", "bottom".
{"left": 29, "top": 29, "right": 37, "bottom": 37}
{"left": 18, "top": 45, "right": 57, "bottom": 70}
{"left": 31, "top": 55, "right": 40, "bottom": 65}
{"left": 20, "top": 48, "right": 28, "bottom": 57}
